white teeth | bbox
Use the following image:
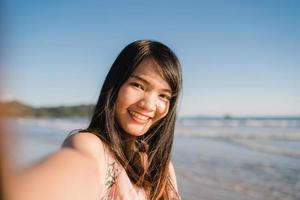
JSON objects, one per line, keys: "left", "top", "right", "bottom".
{"left": 129, "top": 110, "right": 149, "bottom": 121}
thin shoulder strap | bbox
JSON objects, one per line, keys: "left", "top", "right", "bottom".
{"left": 99, "top": 142, "right": 111, "bottom": 200}
{"left": 166, "top": 175, "right": 181, "bottom": 200}
{"left": 99, "top": 143, "right": 121, "bottom": 200}
{"left": 102, "top": 142, "right": 109, "bottom": 175}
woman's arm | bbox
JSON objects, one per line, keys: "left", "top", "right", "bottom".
{"left": 8, "top": 132, "right": 105, "bottom": 200}
{"left": 169, "top": 161, "right": 179, "bottom": 191}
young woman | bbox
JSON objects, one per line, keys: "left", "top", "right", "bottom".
{"left": 9, "top": 40, "right": 182, "bottom": 200}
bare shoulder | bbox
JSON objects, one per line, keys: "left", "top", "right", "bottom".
{"left": 168, "top": 161, "right": 179, "bottom": 191}
{"left": 12, "top": 132, "right": 107, "bottom": 199}
{"left": 61, "top": 132, "right": 107, "bottom": 195}
{"left": 169, "top": 161, "right": 175, "bottom": 172}
{"left": 62, "top": 132, "right": 106, "bottom": 162}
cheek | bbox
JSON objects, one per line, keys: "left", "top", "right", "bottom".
{"left": 119, "top": 85, "right": 131, "bottom": 99}
{"left": 116, "top": 85, "right": 139, "bottom": 112}
{"left": 156, "top": 101, "right": 170, "bottom": 119}
{"left": 116, "top": 87, "right": 128, "bottom": 114}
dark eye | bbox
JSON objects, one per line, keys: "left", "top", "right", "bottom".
{"left": 130, "top": 82, "right": 144, "bottom": 90}
{"left": 160, "top": 94, "right": 171, "bottom": 101}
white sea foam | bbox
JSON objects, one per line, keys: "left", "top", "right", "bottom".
{"left": 15, "top": 118, "right": 89, "bottom": 132}
{"left": 230, "top": 139, "right": 300, "bottom": 158}
{"left": 177, "top": 118, "right": 300, "bottom": 128}
{"left": 175, "top": 127, "right": 300, "bottom": 141}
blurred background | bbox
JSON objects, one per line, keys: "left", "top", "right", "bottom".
{"left": 1, "top": 0, "right": 300, "bottom": 200}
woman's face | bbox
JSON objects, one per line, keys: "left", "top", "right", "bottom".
{"left": 115, "top": 57, "right": 172, "bottom": 137}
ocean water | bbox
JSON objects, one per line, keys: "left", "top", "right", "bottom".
{"left": 5, "top": 117, "right": 300, "bottom": 200}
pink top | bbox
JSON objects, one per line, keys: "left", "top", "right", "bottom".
{"left": 99, "top": 144, "right": 181, "bottom": 200}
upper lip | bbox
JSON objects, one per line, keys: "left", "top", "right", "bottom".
{"left": 128, "top": 110, "right": 154, "bottom": 118}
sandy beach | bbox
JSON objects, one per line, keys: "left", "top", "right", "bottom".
{"left": 7, "top": 117, "right": 300, "bottom": 200}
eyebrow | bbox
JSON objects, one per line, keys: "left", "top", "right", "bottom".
{"left": 130, "top": 75, "right": 172, "bottom": 94}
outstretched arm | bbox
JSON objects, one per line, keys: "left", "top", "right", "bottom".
{"left": 8, "top": 132, "right": 105, "bottom": 200}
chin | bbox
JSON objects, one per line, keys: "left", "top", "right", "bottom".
{"left": 123, "top": 125, "right": 149, "bottom": 137}
{"left": 126, "top": 129, "right": 147, "bottom": 137}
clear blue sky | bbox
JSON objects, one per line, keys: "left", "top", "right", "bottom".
{"left": 2, "top": 0, "right": 300, "bottom": 116}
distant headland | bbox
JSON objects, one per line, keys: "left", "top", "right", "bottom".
{"left": 0, "top": 100, "right": 94, "bottom": 118}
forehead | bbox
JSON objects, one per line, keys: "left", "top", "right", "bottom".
{"left": 131, "top": 58, "right": 171, "bottom": 91}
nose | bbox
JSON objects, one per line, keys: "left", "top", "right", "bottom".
{"left": 137, "top": 93, "right": 157, "bottom": 111}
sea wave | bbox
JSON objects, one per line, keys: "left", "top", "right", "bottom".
{"left": 175, "top": 128, "right": 300, "bottom": 141}
{"left": 178, "top": 118, "right": 300, "bottom": 128}
{"left": 229, "top": 139, "right": 300, "bottom": 158}
{"left": 14, "top": 118, "right": 89, "bottom": 131}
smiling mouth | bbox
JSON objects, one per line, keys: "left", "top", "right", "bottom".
{"left": 128, "top": 110, "right": 151, "bottom": 123}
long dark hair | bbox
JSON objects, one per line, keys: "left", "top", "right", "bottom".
{"left": 84, "top": 39, "right": 182, "bottom": 200}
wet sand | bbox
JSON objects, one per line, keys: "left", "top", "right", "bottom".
{"left": 173, "top": 137, "right": 300, "bottom": 200}
{"left": 7, "top": 118, "right": 300, "bottom": 200}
